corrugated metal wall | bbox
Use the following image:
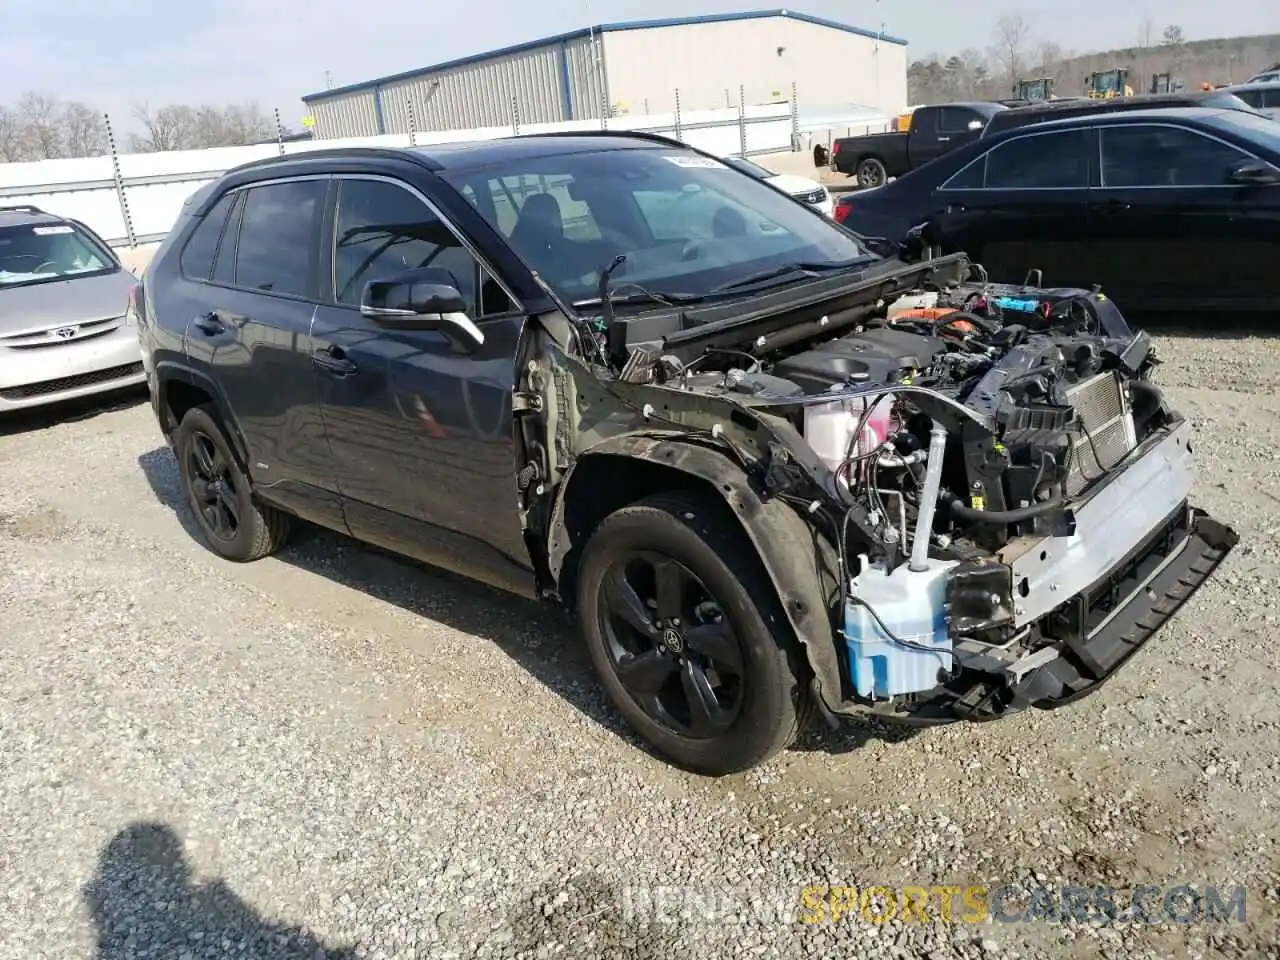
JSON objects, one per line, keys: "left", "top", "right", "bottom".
{"left": 309, "top": 88, "right": 382, "bottom": 140}
{"left": 601, "top": 17, "right": 908, "bottom": 119}
{"left": 378, "top": 43, "right": 567, "bottom": 133}
{"left": 563, "top": 34, "right": 609, "bottom": 120}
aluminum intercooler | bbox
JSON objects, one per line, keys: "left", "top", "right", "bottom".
{"left": 1065, "top": 371, "right": 1138, "bottom": 496}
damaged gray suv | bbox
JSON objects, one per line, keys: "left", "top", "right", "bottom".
{"left": 135, "top": 132, "right": 1237, "bottom": 775}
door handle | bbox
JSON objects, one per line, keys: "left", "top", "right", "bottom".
{"left": 192, "top": 312, "right": 224, "bottom": 335}
{"left": 1089, "top": 199, "right": 1131, "bottom": 213}
{"left": 937, "top": 136, "right": 951, "bottom": 142}
{"left": 313, "top": 346, "right": 358, "bottom": 376}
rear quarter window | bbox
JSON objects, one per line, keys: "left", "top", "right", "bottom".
{"left": 179, "top": 193, "right": 236, "bottom": 281}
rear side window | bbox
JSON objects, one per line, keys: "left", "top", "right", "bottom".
{"left": 210, "top": 192, "right": 243, "bottom": 285}
{"left": 233, "top": 179, "right": 327, "bottom": 297}
{"left": 1234, "top": 90, "right": 1264, "bottom": 108}
{"left": 179, "top": 192, "right": 235, "bottom": 281}
{"left": 985, "top": 129, "right": 1090, "bottom": 188}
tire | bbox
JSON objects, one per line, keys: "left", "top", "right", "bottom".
{"left": 857, "top": 157, "right": 888, "bottom": 189}
{"left": 576, "top": 491, "right": 810, "bottom": 775}
{"left": 173, "top": 404, "right": 290, "bottom": 562}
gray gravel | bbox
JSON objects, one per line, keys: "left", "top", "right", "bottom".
{"left": 2, "top": 327, "right": 1279, "bottom": 960}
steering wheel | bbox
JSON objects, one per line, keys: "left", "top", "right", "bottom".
{"left": 34, "top": 260, "right": 58, "bottom": 273}
{"left": 680, "top": 240, "right": 705, "bottom": 262}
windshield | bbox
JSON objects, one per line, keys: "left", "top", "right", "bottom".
{"left": 1210, "top": 110, "right": 1280, "bottom": 152}
{"left": 440, "top": 147, "right": 871, "bottom": 305}
{"left": 0, "top": 221, "right": 117, "bottom": 289}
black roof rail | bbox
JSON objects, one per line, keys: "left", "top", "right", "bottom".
{"left": 224, "top": 146, "right": 425, "bottom": 175}
{"left": 0, "top": 204, "right": 48, "bottom": 215}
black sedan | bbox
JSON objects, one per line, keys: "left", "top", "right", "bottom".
{"left": 834, "top": 107, "right": 1280, "bottom": 312}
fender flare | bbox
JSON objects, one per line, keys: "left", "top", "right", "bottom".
{"left": 547, "top": 434, "right": 847, "bottom": 713}
{"left": 154, "top": 361, "right": 253, "bottom": 472}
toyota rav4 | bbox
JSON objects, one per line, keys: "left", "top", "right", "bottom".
{"left": 134, "top": 132, "right": 1237, "bottom": 775}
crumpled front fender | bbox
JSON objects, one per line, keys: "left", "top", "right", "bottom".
{"left": 546, "top": 432, "right": 847, "bottom": 713}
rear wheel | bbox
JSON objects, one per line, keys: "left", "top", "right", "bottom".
{"left": 174, "top": 404, "right": 290, "bottom": 562}
{"left": 576, "top": 492, "right": 809, "bottom": 775}
{"left": 857, "top": 157, "right": 888, "bottom": 189}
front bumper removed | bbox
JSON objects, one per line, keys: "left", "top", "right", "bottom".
{"left": 954, "top": 503, "right": 1237, "bottom": 720}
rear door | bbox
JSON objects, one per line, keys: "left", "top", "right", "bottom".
{"left": 1088, "top": 121, "right": 1275, "bottom": 308}
{"left": 929, "top": 126, "right": 1095, "bottom": 285}
{"left": 178, "top": 175, "right": 342, "bottom": 525}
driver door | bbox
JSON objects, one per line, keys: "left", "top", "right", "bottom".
{"left": 310, "top": 174, "right": 535, "bottom": 597}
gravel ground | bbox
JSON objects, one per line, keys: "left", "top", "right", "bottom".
{"left": 1, "top": 326, "right": 1278, "bottom": 960}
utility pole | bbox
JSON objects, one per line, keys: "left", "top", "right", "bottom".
{"left": 324, "top": 69, "right": 333, "bottom": 90}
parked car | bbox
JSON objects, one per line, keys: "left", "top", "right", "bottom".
{"left": 1246, "top": 64, "right": 1280, "bottom": 84}
{"left": 0, "top": 205, "right": 144, "bottom": 413}
{"left": 135, "top": 131, "right": 1235, "bottom": 774}
{"left": 829, "top": 102, "right": 1007, "bottom": 188}
{"left": 720, "top": 154, "right": 834, "bottom": 217}
{"left": 834, "top": 106, "right": 1280, "bottom": 312}
{"left": 980, "top": 88, "right": 1261, "bottom": 137}
{"left": 1222, "top": 80, "right": 1280, "bottom": 120}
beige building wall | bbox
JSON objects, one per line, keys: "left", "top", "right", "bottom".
{"left": 601, "top": 17, "right": 908, "bottom": 117}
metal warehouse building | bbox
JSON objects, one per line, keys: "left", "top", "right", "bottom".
{"left": 301, "top": 9, "right": 908, "bottom": 139}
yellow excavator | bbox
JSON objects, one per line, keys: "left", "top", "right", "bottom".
{"left": 1084, "top": 68, "right": 1135, "bottom": 98}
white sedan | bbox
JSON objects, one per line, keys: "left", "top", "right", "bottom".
{"left": 721, "top": 155, "right": 835, "bottom": 218}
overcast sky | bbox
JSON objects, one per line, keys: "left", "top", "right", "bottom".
{"left": 4, "top": 0, "right": 1276, "bottom": 126}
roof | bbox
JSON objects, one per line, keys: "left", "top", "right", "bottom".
{"left": 1000, "top": 106, "right": 1238, "bottom": 134}
{"left": 1003, "top": 90, "right": 1241, "bottom": 116}
{"left": 1226, "top": 79, "right": 1280, "bottom": 91}
{"left": 0, "top": 204, "right": 63, "bottom": 227}
{"left": 303, "top": 9, "right": 909, "bottom": 103}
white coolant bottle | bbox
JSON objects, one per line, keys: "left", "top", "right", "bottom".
{"left": 844, "top": 556, "right": 957, "bottom": 699}
{"left": 803, "top": 390, "right": 894, "bottom": 475}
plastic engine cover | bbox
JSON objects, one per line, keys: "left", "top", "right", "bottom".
{"left": 773, "top": 327, "right": 946, "bottom": 394}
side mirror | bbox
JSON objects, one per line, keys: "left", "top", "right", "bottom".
{"left": 968, "top": 119, "right": 985, "bottom": 131}
{"left": 1229, "top": 159, "right": 1280, "bottom": 185}
{"left": 360, "top": 269, "right": 484, "bottom": 349}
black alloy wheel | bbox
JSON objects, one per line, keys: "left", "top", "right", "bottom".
{"left": 577, "top": 492, "right": 809, "bottom": 775}
{"left": 598, "top": 551, "right": 745, "bottom": 739}
{"left": 173, "top": 404, "right": 291, "bottom": 562}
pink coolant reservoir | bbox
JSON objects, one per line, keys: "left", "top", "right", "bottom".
{"left": 803, "top": 391, "right": 895, "bottom": 480}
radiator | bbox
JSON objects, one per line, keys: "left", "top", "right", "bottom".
{"left": 1065, "top": 371, "right": 1137, "bottom": 496}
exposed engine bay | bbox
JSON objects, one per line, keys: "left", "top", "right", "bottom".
{"left": 547, "top": 254, "right": 1239, "bottom": 723}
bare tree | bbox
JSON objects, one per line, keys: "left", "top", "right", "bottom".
{"left": 0, "top": 105, "right": 24, "bottom": 162}
{"left": 18, "top": 92, "right": 63, "bottom": 159}
{"left": 130, "top": 102, "right": 198, "bottom": 152}
{"left": 1162, "top": 24, "right": 1186, "bottom": 47}
{"left": 992, "top": 12, "right": 1033, "bottom": 87}
{"left": 1138, "top": 15, "right": 1156, "bottom": 49}
{"left": 61, "top": 102, "right": 107, "bottom": 157}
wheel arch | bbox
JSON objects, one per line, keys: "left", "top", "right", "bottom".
{"left": 546, "top": 435, "right": 846, "bottom": 712}
{"left": 154, "top": 362, "right": 252, "bottom": 471}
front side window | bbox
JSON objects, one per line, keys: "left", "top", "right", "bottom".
{"left": 1101, "top": 125, "right": 1252, "bottom": 187}
{"left": 0, "top": 221, "right": 116, "bottom": 289}
{"left": 984, "top": 129, "right": 1090, "bottom": 188}
{"left": 233, "top": 179, "right": 326, "bottom": 297}
{"left": 332, "top": 178, "right": 512, "bottom": 316}
{"left": 443, "top": 148, "right": 870, "bottom": 304}
{"left": 938, "top": 107, "right": 981, "bottom": 133}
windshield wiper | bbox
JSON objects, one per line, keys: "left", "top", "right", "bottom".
{"left": 709, "top": 257, "right": 872, "bottom": 294}
{"left": 573, "top": 257, "right": 704, "bottom": 313}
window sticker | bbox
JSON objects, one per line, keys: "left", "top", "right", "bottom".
{"left": 663, "top": 155, "right": 727, "bottom": 169}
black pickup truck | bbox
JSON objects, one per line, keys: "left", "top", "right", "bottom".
{"left": 134, "top": 131, "right": 1235, "bottom": 776}
{"left": 831, "top": 101, "right": 1006, "bottom": 187}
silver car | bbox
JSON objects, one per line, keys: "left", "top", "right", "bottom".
{"left": 0, "top": 205, "right": 145, "bottom": 412}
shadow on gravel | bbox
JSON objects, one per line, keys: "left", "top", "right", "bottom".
{"left": 0, "top": 385, "right": 147, "bottom": 437}
{"left": 135, "top": 445, "right": 645, "bottom": 752}
{"left": 136, "top": 444, "right": 914, "bottom": 764}
{"left": 83, "top": 822, "right": 353, "bottom": 959}
{"left": 1124, "top": 311, "right": 1278, "bottom": 339}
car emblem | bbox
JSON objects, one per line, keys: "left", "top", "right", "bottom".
{"left": 52, "top": 326, "right": 78, "bottom": 339}
{"left": 662, "top": 627, "right": 684, "bottom": 653}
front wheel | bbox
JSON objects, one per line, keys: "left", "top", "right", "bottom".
{"left": 576, "top": 492, "right": 809, "bottom": 775}
{"left": 857, "top": 157, "right": 888, "bottom": 189}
